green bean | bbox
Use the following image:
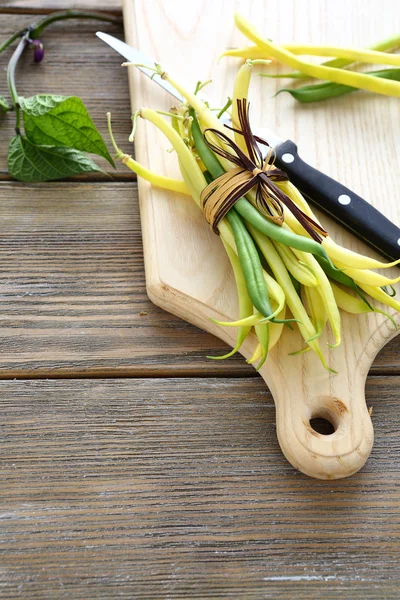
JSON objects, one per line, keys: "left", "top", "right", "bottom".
{"left": 254, "top": 321, "right": 269, "bottom": 370}
{"left": 276, "top": 68, "right": 400, "bottom": 103}
{"left": 189, "top": 108, "right": 225, "bottom": 178}
{"left": 227, "top": 209, "right": 274, "bottom": 318}
{"left": 381, "top": 285, "right": 397, "bottom": 297}
{"left": 235, "top": 198, "right": 332, "bottom": 262}
{"left": 203, "top": 170, "right": 213, "bottom": 185}
{"left": 208, "top": 237, "right": 253, "bottom": 360}
{"left": 315, "top": 255, "right": 373, "bottom": 310}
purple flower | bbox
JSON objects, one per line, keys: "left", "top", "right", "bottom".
{"left": 32, "top": 39, "right": 44, "bottom": 63}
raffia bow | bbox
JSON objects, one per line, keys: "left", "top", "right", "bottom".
{"left": 199, "top": 99, "right": 327, "bottom": 242}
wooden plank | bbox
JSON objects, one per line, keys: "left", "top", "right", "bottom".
{"left": 374, "top": 341, "right": 400, "bottom": 372}
{"left": 0, "top": 0, "right": 121, "bottom": 13}
{"left": 0, "top": 181, "right": 250, "bottom": 377}
{"left": 0, "top": 180, "right": 398, "bottom": 378}
{"left": 0, "top": 13, "right": 130, "bottom": 178}
{"left": 0, "top": 376, "right": 399, "bottom": 598}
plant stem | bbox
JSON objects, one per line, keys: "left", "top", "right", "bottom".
{"left": 0, "top": 29, "right": 27, "bottom": 54}
{"left": 31, "top": 10, "right": 122, "bottom": 38}
{"left": 7, "top": 35, "right": 28, "bottom": 134}
{"left": 0, "top": 10, "right": 121, "bottom": 54}
{"left": 3, "top": 9, "right": 121, "bottom": 133}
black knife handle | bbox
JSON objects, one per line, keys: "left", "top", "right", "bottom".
{"left": 274, "top": 139, "right": 400, "bottom": 262}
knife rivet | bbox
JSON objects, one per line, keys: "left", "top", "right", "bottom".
{"left": 281, "top": 153, "right": 295, "bottom": 163}
{"left": 338, "top": 194, "right": 351, "bottom": 205}
{"left": 397, "top": 238, "right": 400, "bottom": 246}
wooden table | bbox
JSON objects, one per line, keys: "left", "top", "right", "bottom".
{"left": 1, "top": 1, "right": 400, "bottom": 598}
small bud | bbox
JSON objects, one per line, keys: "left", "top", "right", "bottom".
{"left": 32, "top": 40, "right": 44, "bottom": 63}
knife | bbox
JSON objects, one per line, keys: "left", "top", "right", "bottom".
{"left": 97, "top": 31, "right": 400, "bottom": 262}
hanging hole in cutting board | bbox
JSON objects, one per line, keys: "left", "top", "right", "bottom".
{"left": 309, "top": 417, "right": 336, "bottom": 435}
{"left": 307, "top": 398, "right": 347, "bottom": 436}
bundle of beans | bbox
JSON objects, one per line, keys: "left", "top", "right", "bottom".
{"left": 107, "top": 57, "right": 400, "bottom": 372}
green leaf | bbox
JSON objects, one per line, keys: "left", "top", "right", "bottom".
{"left": 8, "top": 135, "right": 105, "bottom": 182}
{"left": 0, "top": 96, "right": 9, "bottom": 112}
{"left": 19, "top": 94, "right": 115, "bottom": 166}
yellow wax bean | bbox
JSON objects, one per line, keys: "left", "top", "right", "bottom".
{"left": 124, "top": 65, "right": 234, "bottom": 169}
{"left": 332, "top": 284, "right": 396, "bottom": 326}
{"left": 221, "top": 46, "right": 270, "bottom": 60}
{"left": 235, "top": 179, "right": 397, "bottom": 277}
{"left": 277, "top": 181, "right": 318, "bottom": 221}
{"left": 210, "top": 238, "right": 254, "bottom": 360}
{"left": 139, "top": 108, "right": 207, "bottom": 204}
{"left": 108, "top": 112, "right": 191, "bottom": 196}
{"left": 171, "top": 109, "right": 187, "bottom": 141}
{"left": 180, "top": 159, "right": 243, "bottom": 306}
{"left": 303, "top": 285, "right": 327, "bottom": 340}
{"left": 218, "top": 220, "right": 237, "bottom": 254}
{"left": 179, "top": 160, "right": 249, "bottom": 309}
{"left": 247, "top": 343, "right": 262, "bottom": 364}
{"left": 248, "top": 226, "right": 312, "bottom": 337}
{"left": 121, "top": 154, "right": 190, "bottom": 195}
{"left": 247, "top": 224, "right": 333, "bottom": 369}
{"left": 278, "top": 44, "right": 400, "bottom": 67}
{"left": 263, "top": 270, "right": 286, "bottom": 308}
{"left": 122, "top": 64, "right": 226, "bottom": 135}
{"left": 331, "top": 283, "right": 370, "bottom": 314}
{"left": 213, "top": 284, "right": 285, "bottom": 326}
{"left": 162, "top": 73, "right": 228, "bottom": 134}
{"left": 218, "top": 221, "right": 285, "bottom": 308}
{"left": 182, "top": 168, "right": 286, "bottom": 340}
{"left": 163, "top": 72, "right": 236, "bottom": 173}
{"left": 278, "top": 192, "right": 400, "bottom": 270}
{"left": 254, "top": 320, "right": 269, "bottom": 369}
{"left": 333, "top": 262, "right": 400, "bottom": 286}
{"left": 277, "top": 174, "right": 399, "bottom": 274}
{"left": 220, "top": 34, "right": 400, "bottom": 63}
{"left": 214, "top": 312, "right": 264, "bottom": 327}
{"left": 292, "top": 247, "right": 341, "bottom": 347}
{"left": 283, "top": 211, "right": 318, "bottom": 238}
{"left": 248, "top": 298, "right": 285, "bottom": 363}
{"left": 358, "top": 284, "right": 400, "bottom": 312}
{"left": 323, "top": 238, "right": 400, "bottom": 270}
{"left": 231, "top": 61, "right": 253, "bottom": 154}
{"left": 234, "top": 13, "right": 400, "bottom": 97}
{"left": 273, "top": 241, "right": 318, "bottom": 287}
{"left": 268, "top": 306, "right": 285, "bottom": 350}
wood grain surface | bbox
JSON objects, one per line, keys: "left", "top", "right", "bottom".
{"left": 124, "top": 0, "right": 400, "bottom": 478}
{"left": 0, "top": 0, "right": 121, "bottom": 13}
{"left": 0, "top": 377, "right": 400, "bottom": 599}
{"left": 0, "top": 182, "right": 252, "bottom": 378}
{"left": 0, "top": 0, "right": 400, "bottom": 596}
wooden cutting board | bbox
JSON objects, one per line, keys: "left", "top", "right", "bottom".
{"left": 122, "top": 0, "right": 400, "bottom": 479}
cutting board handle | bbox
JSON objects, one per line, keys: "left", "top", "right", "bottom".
{"left": 258, "top": 346, "right": 375, "bottom": 479}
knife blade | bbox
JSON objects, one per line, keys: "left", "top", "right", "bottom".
{"left": 96, "top": 31, "right": 400, "bottom": 262}
{"left": 96, "top": 32, "right": 184, "bottom": 103}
